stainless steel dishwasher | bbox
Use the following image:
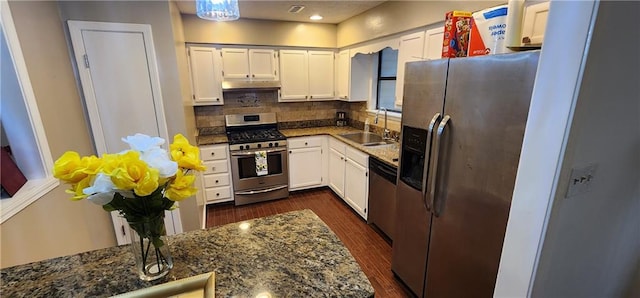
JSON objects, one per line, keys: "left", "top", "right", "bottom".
{"left": 368, "top": 156, "right": 398, "bottom": 240}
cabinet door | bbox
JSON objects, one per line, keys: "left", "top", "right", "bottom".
{"left": 279, "top": 50, "right": 309, "bottom": 101}
{"left": 289, "top": 146, "right": 323, "bottom": 190}
{"left": 249, "top": 49, "right": 277, "bottom": 80}
{"left": 424, "top": 26, "right": 445, "bottom": 60}
{"left": 521, "top": 1, "right": 550, "bottom": 46}
{"left": 345, "top": 158, "right": 368, "bottom": 220}
{"left": 396, "top": 31, "right": 425, "bottom": 106}
{"left": 328, "top": 147, "right": 345, "bottom": 197}
{"left": 221, "top": 48, "right": 250, "bottom": 79}
{"left": 308, "top": 50, "right": 335, "bottom": 99}
{"left": 189, "top": 46, "right": 223, "bottom": 105}
{"left": 336, "top": 50, "right": 350, "bottom": 100}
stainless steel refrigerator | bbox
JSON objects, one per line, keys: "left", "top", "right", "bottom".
{"left": 391, "top": 52, "right": 540, "bottom": 297}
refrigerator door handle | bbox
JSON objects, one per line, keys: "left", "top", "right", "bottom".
{"left": 429, "top": 115, "right": 450, "bottom": 217}
{"left": 422, "top": 113, "right": 441, "bottom": 211}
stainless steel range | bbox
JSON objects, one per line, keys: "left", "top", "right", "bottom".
{"left": 225, "top": 113, "right": 289, "bottom": 206}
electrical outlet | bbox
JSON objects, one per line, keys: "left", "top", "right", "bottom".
{"left": 565, "top": 163, "right": 597, "bottom": 198}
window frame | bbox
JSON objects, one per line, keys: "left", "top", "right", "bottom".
{"left": 1, "top": 1, "right": 59, "bottom": 224}
{"left": 375, "top": 47, "right": 401, "bottom": 113}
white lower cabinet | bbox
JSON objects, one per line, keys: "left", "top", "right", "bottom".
{"left": 288, "top": 136, "right": 327, "bottom": 191}
{"left": 199, "top": 144, "right": 234, "bottom": 205}
{"left": 328, "top": 137, "right": 369, "bottom": 220}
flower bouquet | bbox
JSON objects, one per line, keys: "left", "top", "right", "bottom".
{"left": 53, "top": 133, "right": 205, "bottom": 281}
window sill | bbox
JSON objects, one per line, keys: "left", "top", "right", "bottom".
{"left": 366, "top": 109, "right": 402, "bottom": 122}
{"left": 0, "top": 177, "right": 59, "bottom": 224}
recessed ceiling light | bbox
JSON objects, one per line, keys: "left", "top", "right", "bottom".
{"left": 310, "top": 14, "right": 323, "bottom": 21}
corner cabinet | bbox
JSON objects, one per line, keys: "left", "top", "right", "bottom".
{"left": 287, "top": 136, "right": 327, "bottom": 191}
{"left": 279, "top": 50, "right": 335, "bottom": 101}
{"left": 188, "top": 46, "right": 223, "bottom": 105}
{"left": 328, "top": 137, "right": 369, "bottom": 220}
{"left": 199, "top": 144, "right": 234, "bottom": 205}
{"left": 220, "top": 48, "right": 278, "bottom": 80}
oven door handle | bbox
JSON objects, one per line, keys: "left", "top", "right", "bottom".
{"left": 230, "top": 147, "right": 287, "bottom": 156}
{"left": 235, "top": 185, "right": 288, "bottom": 195}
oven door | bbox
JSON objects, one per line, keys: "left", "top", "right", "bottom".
{"left": 230, "top": 147, "right": 289, "bottom": 192}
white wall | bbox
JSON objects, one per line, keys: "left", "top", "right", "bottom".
{"left": 531, "top": 1, "right": 640, "bottom": 296}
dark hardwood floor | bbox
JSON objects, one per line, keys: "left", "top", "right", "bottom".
{"left": 206, "top": 187, "right": 412, "bottom": 297}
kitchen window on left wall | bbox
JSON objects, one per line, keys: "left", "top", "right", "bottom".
{"left": 0, "top": 3, "right": 58, "bottom": 223}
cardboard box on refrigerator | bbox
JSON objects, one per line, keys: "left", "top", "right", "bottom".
{"left": 442, "top": 11, "right": 473, "bottom": 58}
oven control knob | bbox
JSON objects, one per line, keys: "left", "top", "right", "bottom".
{"left": 257, "top": 144, "right": 262, "bottom": 148}
{"left": 246, "top": 144, "right": 251, "bottom": 150}
{"left": 274, "top": 142, "right": 279, "bottom": 147}
{"left": 269, "top": 143, "right": 273, "bottom": 147}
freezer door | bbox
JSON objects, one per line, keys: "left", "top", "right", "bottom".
{"left": 423, "top": 52, "right": 540, "bottom": 297}
{"left": 391, "top": 59, "right": 448, "bottom": 297}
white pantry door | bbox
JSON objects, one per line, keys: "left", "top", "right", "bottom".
{"left": 67, "top": 21, "right": 182, "bottom": 245}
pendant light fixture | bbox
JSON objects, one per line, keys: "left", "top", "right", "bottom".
{"left": 196, "top": 0, "right": 240, "bottom": 21}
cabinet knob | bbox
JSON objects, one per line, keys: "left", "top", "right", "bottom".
{"left": 216, "top": 193, "right": 220, "bottom": 196}
{"left": 246, "top": 74, "right": 249, "bottom": 78}
{"left": 310, "top": 96, "right": 313, "bottom": 99}
{"left": 252, "top": 74, "right": 255, "bottom": 78}
{"left": 211, "top": 167, "right": 215, "bottom": 171}
{"left": 305, "top": 142, "right": 308, "bottom": 146}
{"left": 289, "top": 150, "right": 292, "bottom": 154}
{"left": 215, "top": 180, "right": 219, "bottom": 183}
{"left": 211, "top": 152, "right": 215, "bottom": 156}
{"left": 340, "top": 157, "right": 344, "bottom": 160}
{"left": 216, "top": 98, "right": 220, "bottom": 101}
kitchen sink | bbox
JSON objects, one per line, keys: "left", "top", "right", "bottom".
{"left": 339, "top": 132, "right": 396, "bottom": 146}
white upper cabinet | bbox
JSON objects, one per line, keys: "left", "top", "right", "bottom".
{"left": 221, "top": 48, "right": 278, "bottom": 80}
{"left": 249, "top": 49, "right": 278, "bottom": 79}
{"left": 423, "top": 26, "right": 445, "bottom": 60}
{"left": 279, "top": 49, "right": 334, "bottom": 101}
{"left": 521, "top": 1, "right": 550, "bottom": 46}
{"left": 336, "top": 50, "right": 350, "bottom": 100}
{"left": 395, "top": 31, "right": 425, "bottom": 107}
{"left": 188, "top": 46, "right": 223, "bottom": 105}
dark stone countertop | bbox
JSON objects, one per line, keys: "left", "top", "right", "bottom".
{"left": 0, "top": 210, "right": 374, "bottom": 297}
{"left": 197, "top": 126, "right": 399, "bottom": 168}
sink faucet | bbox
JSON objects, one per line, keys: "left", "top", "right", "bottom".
{"left": 374, "top": 108, "right": 391, "bottom": 140}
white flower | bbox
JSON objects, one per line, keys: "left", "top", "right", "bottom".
{"left": 84, "top": 173, "right": 115, "bottom": 195}
{"left": 87, "top": 191, "right": 116, "bottom": 206}
{"left": 140, "top": 148, "right": 178, "bottom": 178}
{"left": 122, "top": 133, "right": 165, "bottom": 153}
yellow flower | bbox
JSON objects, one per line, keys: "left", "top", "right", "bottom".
{"left": 165, "top": 170, "right": 197, "bottom": 201}
{"left": 170, "top": 134, "right": 205, "bottom": 171}
{"left": 53, "top": 151, "right": 88, "bottom": 183}
{"left": 110, "top": 151, "right": 159, "bottom": 196}
{"left": 66, "top": 176, "right": 93, "bottom": 201}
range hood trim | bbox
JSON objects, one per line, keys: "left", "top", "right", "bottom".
{"left": 222, "top": 80, "right": 281, "bottom": 91}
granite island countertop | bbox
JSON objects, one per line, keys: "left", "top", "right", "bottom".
{"left": 1, "top": 210, "right": 374, "bottom": 297}
{"left": 198, "top": 126, "right": 399, "bottom": 168}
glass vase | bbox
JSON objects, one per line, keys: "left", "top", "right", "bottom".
{"left": 128, "top": 215, "right": 173, "bottom": 281}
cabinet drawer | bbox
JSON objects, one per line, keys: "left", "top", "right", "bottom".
{"left": 200, "top": 146, "right": 228, "bottom": 161}
{"left": 205, "top": 186, "right": 232, "bottom": 202}
{"left": 203, "top": 160, "right": 228, "bottom": 174}
{"left": 203, "top": 173, "right": 230, "bottom": 188}
{"left": 346, "top": 146, "right": 368, "bottom": 167}
{"left": 329, "top": 137, "right": 346, "bottom": 154}
{"left": 288, "top": 136, "right": 323, "bottom": 149}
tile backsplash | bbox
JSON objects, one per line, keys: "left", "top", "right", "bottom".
{"left": 194, "top": 90, "right": 400, "bottom": 137}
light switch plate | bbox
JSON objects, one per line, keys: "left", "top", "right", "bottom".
{"left": 565, "top": 163, "right": 597, "bottom": 198}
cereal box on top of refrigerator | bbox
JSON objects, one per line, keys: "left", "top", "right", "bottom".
{"left": 442, "top": 11, "right": 473, "bottom": 58}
